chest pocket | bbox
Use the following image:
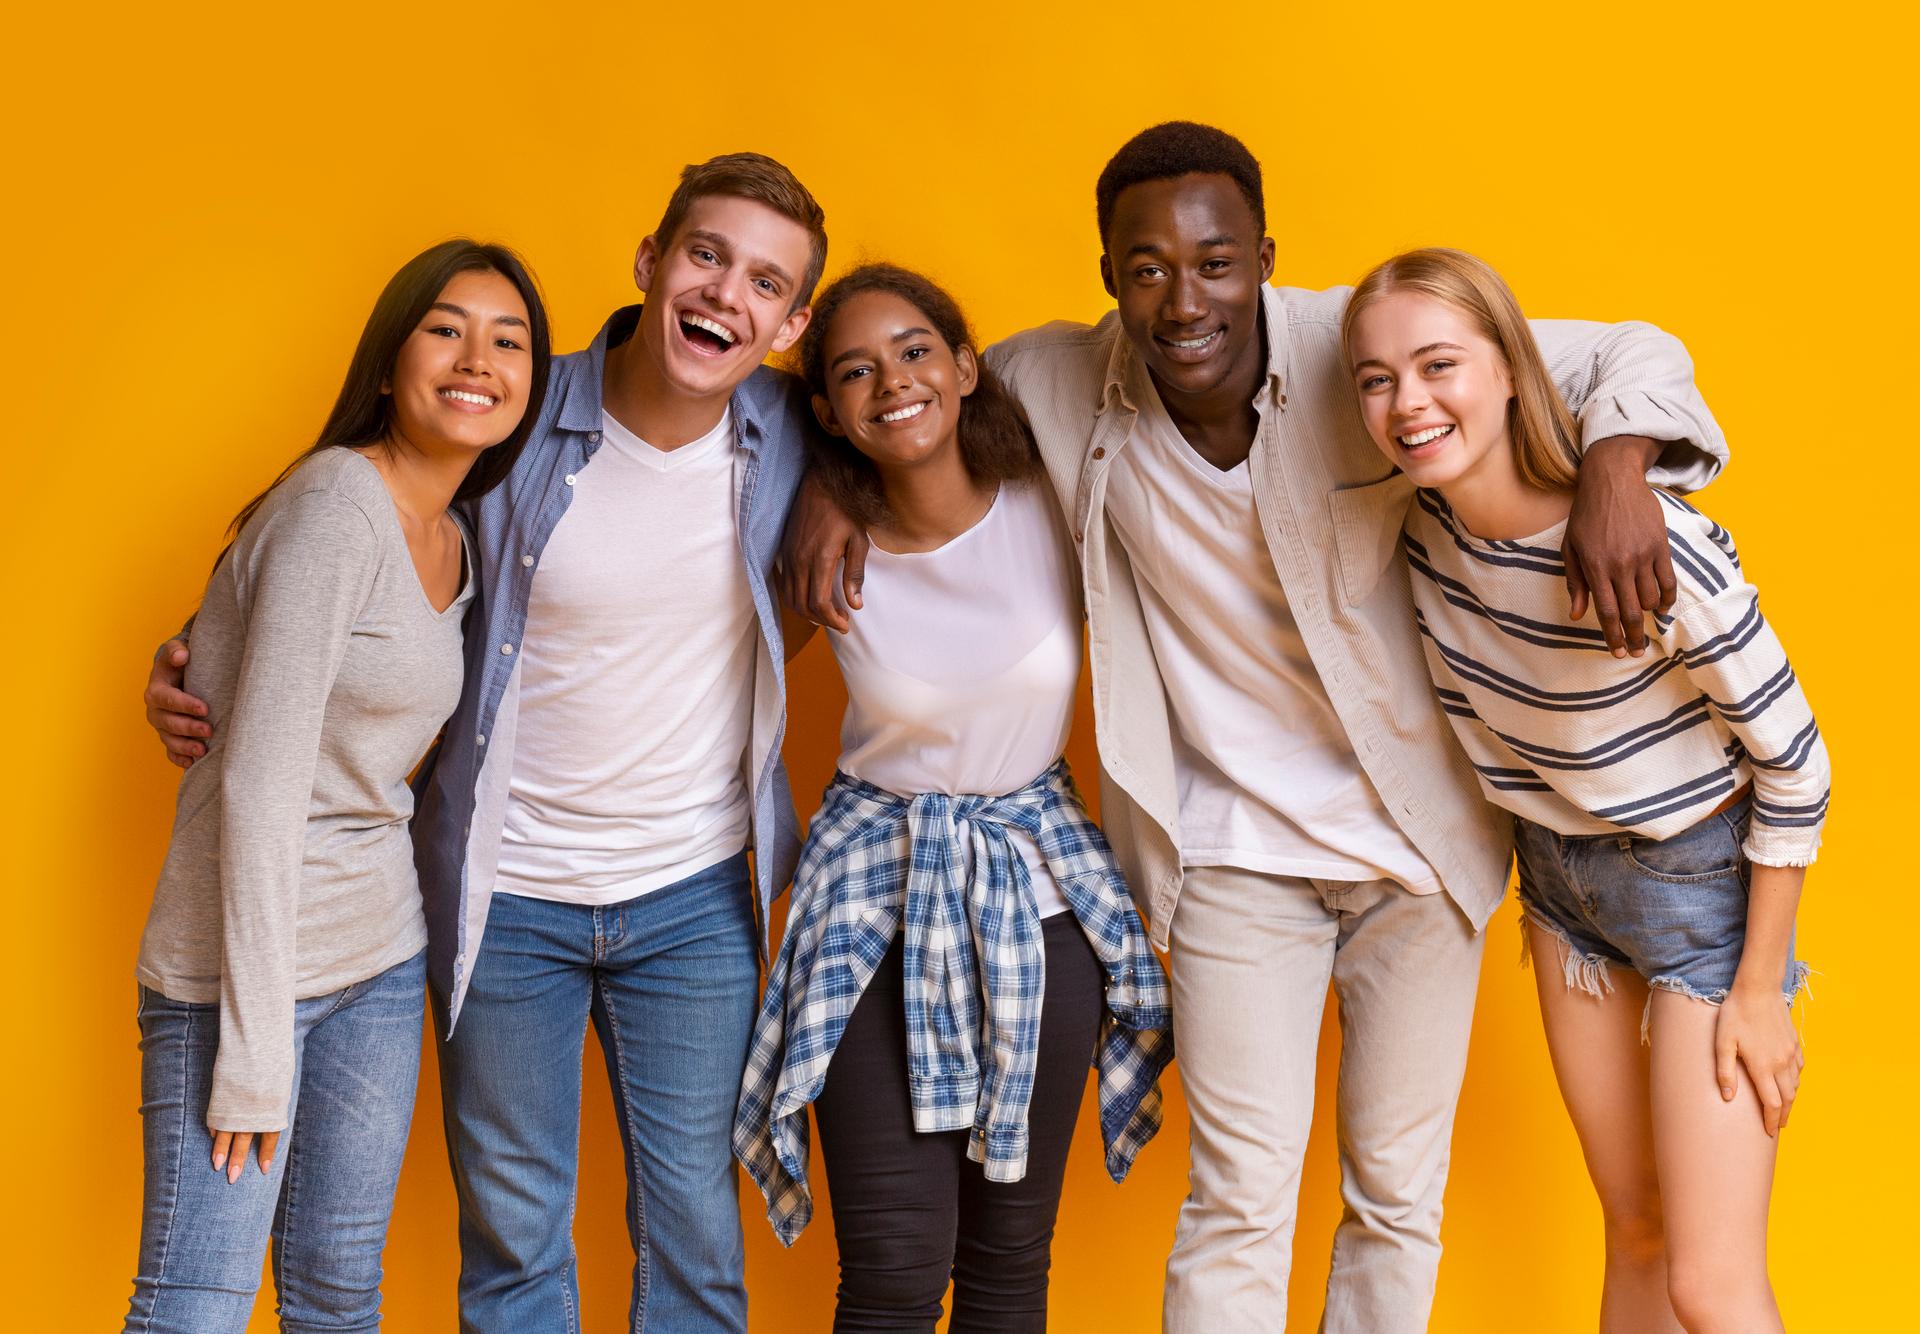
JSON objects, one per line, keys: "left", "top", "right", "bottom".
{"left": 1327, "top": 472, "right": 1416, "bottom": 607}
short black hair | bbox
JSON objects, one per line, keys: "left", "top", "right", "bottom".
{"left": 1095, "top": 121, "right": 1266, "bottom": 247}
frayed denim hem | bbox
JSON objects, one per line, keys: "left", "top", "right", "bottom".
{"left": 1517, "top": 908, "right": 1615, "bottom": 999}
{"left": 1640, "top": 961, "right": 1814, "bottom": 1044}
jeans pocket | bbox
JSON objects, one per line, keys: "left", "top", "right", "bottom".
{"left": 1619, "top": 815, "right": 1744, "bottom": 884}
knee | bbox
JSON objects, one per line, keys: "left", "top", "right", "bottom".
{"left": 1665, "top": 1252, "right": 1772, "bottom": 1333}
{"left": 837, "top": 1254, "right": 951, "bottom": 1320}
{"left": 1600, "top": 1200, "right": 1667, "bottom": 1267}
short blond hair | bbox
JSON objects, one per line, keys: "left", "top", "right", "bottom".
{"left": 1342, "top": 247, "right": 1580, "bottom": 492}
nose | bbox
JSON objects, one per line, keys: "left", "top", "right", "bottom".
{"left": 1164, "top": 269, "right": 1206, "bottom": 325}
{"left": 704, "top": 264, "right": 746, "bottom": 313}
{"left": 880, "top": 359, "right": 913, "bottom": 395}
{"left": 456, "top": 330, "right": 494, "bottom": 377}
{"left": 1394, "top": 378, "right": 1431, "bottom": 417}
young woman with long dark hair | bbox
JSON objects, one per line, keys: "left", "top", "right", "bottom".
{"left": 733, "top": 264, "right": 1173, "bottom": 1333}
{"left": 126, "top": 239, "right": 550, "bottom": 1332}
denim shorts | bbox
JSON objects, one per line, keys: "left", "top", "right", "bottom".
{"left": 1514, "top": 796, "right": 1808, "bottom": 1009}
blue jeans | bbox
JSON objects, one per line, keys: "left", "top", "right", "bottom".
{"left": 438, "top": 851, "right": 758, "bottom": 1333}
{"left": 125, "top": 949, "right": 426, "bottom": 1333}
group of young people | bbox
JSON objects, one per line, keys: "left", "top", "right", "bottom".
{"left": 130, "top": 122, "right": 1827, "bottom": 1333}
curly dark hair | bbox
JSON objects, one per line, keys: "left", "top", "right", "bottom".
{"left": 796, "top": 263, "right": 1039, "bottom": 528}
{"left": 1095, "top": 121, "right": 1266, "bottom": 245}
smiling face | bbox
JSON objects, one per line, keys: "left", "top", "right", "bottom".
{"left": 632, "top": 193, "right": 815, "bottom": 401}
{"left": 1347, "top": 289, "right": 1514, "bottom": 490}
{"left": 384, "top": 268, "right": 535, "bottom": 454}
{"left": 812, "top": 289, "right": 977, "bottom": 474}
{"left": 1101, "top": 172, "right": 1275, "bottom": 407}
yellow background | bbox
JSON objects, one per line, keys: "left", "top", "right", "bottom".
{"left": 6, "top": 1, "right": 1912, "bottom": 1328}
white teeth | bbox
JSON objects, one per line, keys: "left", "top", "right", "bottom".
{"left": 684, "top": 314, "right": 736, "bottom": 345}
{"left": 440, "top": 389, "right": 495, "bottom": 406}
{"left": 879, "top": 402, "right": 927, "bottom": 423}
{"left": 1168, "top": 331, "right": 1220, "bottom": 350}
{"left": 1399, "top": 425, "right": 1453, "bottom": 447}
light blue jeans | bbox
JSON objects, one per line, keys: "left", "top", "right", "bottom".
{"left": 124, "top": 949, "right": 425, "bottom": 1332}
{"left": 437, "top": 850, "right": 758, "bottom": 1333}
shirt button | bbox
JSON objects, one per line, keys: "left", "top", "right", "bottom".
{"left": 588, "top": 431, "right": 601, "bottom": 444}
{"left": 1279, "top": 393, "right": 1288, "bottom": 406}
{"left": 500, "top": 643, "right": 515, "bottom": 656}
{"left": 521, "top": 554, "right": 534, "bottom": 568}
{"left": 564, "top": 473, "right": 577, "bottom": 487}
{"left": 1074, "top": 529, "right": 1084, "bottom": 542}
{"left": 1092, "top": 447, "right": 1106, "bottom": 460}
{"left": 476, "top": 733, "right": 487, "bottom": 746}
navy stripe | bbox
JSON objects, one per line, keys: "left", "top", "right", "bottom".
{"left": 1415, "top": 493, "right": 1567, "bottom": 575}
{"left": 1590, "top": 767, "right": 1737, "bottom": 823}
{"left": 1490, "top": 698, "right": 1715, "bottom": 772}
{"left": 1406, "top": 546, "right": 1602, "bottom": 648}
{"left": 1754, "top": 790, "right": 1831, "bottom": 817}
{"left": 1425, "top": 625, "right": 1685, "bottom": 711}
{"left": 1609, "top": 775, "right": 1740, "bottom": 826}
{"left": 1676, "top": 596, "right": 1763, "bottom": 671}
{"left": 1749, "top": 719, "right": 1821, "bottom": 771}
{"left": 1712, "top": 662, "right": 1798, "bottom": 724}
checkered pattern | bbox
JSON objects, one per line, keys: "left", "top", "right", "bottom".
{"left": 733, "top": 759, "right": 1174, "bottom": 1245}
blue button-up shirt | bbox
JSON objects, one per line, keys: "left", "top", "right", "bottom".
{"left": 413, "top": 305, "right": 812, "bottom": 1027}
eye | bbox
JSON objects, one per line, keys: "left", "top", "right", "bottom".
{"left": 1202, "top": 258, "right": 1231, "bottom": 273}
{"left": 693, "top": 247, "right": 718, "bottom": 265}
{"left": 901, "top": 345, "right": 930, "bottom": 361}
{"left": 1134, "top": 264, "right": 1165, "bottom": 281}
{"left": 841, "top": 365, "right": 872, "bottom": 382}
{"left": 426, "top": 324, "right": 460, "bottom": 338}
{"left": 1359, "top": 374, "right": 1391, "bottom": 391}
{"left": 754, "top": 276, "right": 780, "bottom": 295}
{"left": 1423, "top": 359, "right": 1456, "bottom": 374}
{"left": 494, "top": 337, "right": 525, "bottom": 351}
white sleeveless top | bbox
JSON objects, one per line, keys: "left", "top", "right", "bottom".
{"left": 830, "top": 480, "right": 1081, "bottom": 916}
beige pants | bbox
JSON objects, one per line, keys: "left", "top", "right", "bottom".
{"left": 1161, "top": 867, "right": 1486, "bottom": 1334}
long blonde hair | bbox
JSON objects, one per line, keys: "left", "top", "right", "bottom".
{"left": 1341, "top": 247, "right": 1581, "bottom": 492}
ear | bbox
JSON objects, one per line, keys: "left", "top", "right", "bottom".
{"left": 811, "top": 391, "right": 845, "bottom": 438}
{"left": 633, "top": 235, "right": 660, "bottom": 294}
{"left": 770, "top": 303, "right": 812, "bottom": 355}
{"left": 954, "top": 343, "right": 979, "bottom": 398}
{"left": 1099, "top": 253, "right": 1117, "bottom": 299}
{"left": 1258, "top": 235, "right": 1277, "bottom": 284}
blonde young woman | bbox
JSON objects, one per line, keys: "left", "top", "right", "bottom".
{"left": 1343, "top": 248, "right": 1825, "bottom": 1333}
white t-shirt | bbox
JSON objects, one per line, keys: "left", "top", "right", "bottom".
{"left": 1105, "top": 392, "right": 1439, "bottom": 892}
{"left": 493, "top": 407, "right": 758, "bottom": 905}
{"left": 831, "top": 481, "right": 1079, "bottom": 917}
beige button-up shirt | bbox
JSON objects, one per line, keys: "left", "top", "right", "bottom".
{"left": 986, "top": 284, "right": 1727, "bottom": 945}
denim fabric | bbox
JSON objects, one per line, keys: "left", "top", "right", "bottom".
{"left": 437, "top": 852, "right": 758, "bottom": 1333}
{"left": 124, "top": 950, "right": 425, "bottom": 1333}
{"left": 412, "top": 306, "right": 813, "bottom": 1029}
{"left": 1514, "top": 796, "right": 1807, "bottom": 1004}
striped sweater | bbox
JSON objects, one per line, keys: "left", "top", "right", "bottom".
{"left": 1405, "top": 488, "right": 1828, "bottom": 867}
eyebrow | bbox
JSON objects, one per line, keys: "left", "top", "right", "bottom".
{"left": 428, "top": 301, "right": 527, "bottom": 330}
{"left": 1350, "top": 341, "right": 1469, "bottom": 374}
{"left": 1123, "top": 234, "right": 1243, "bottom": 260}
{"left": 687, "top": 228, "right": 795, "bottom": 291}
{"left": 828, "top": 326, "right": 935, "bottom": 371}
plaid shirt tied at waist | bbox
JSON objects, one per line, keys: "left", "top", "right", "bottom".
{"left": 733, "top": 759, "right": 1174, "bottom": 1245}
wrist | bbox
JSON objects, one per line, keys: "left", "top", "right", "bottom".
{"left": 1729, "top": 969, "right": 1784, "bottom": 1002}
{"left": 1588, "top": 433, "right": 1664, "bottom": 476}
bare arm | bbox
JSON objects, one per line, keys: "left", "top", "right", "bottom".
{"left": 1715, "top": 862, "right": 1806, "bottom": 1137}
{"left": 1530, "top": 317, "right": 1727, "bottom": 657}
{"left": 779, "top": 471, "right": 870, "bottom": 634}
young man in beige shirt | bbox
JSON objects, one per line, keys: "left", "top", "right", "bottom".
{"left": 788, "top": 122, "right": 1725, "bottom": 1331}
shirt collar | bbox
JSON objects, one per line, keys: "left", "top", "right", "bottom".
{"left": 557, "top": 303, "right": 766, "bottom": 452}
{"left": 1100, "top": 283, "right": 1290, "bottom": 418}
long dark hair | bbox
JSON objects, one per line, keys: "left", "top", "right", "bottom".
{"left": 796, "top": 263, "right": 1038, "bottom": 527}
{"left": 224, "top": 238, "right": 552, "bottom": 544}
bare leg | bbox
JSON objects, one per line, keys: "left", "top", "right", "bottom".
{"left": 1647, "top": 990, "right": 1784, "bottom": 1334}
{"left": 1527, "top": 922, "right": 1682, "bottom": 1334}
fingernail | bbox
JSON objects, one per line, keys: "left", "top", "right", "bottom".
{"left": 1721, "top": 1086, "right": 1733, "bottom": 1099}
